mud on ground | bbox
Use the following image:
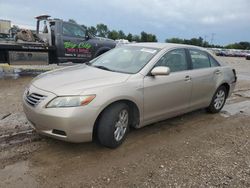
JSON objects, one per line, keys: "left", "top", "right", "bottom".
{"left": 0, "top": 57, "right": 250, "bottom": 187}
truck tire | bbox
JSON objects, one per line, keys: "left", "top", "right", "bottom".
{"left": 97, "top": 103, "right": 130, "bottom": 148}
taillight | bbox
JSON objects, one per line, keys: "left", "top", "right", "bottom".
{"left": 232, "top": 69, "right": 237, "bottom": 82}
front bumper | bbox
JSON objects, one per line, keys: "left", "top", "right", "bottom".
{"left": 22, "top": 84, "right": 99, "bottom": 143}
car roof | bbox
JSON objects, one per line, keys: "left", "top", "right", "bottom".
{"left": 127, "top": 42, "right": 205, "bottom": 51}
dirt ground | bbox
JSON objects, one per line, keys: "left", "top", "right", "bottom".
{"left": 0, "top": 57, "right": 250, "bottom": 187}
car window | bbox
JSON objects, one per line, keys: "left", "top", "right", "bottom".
{"left": 62, "top": 23, "right": 86, "bottom": 38}
{"left": 209, "top": 55, "right": 220, "bottom": 67}
{"left": 189, "top": 49, "right": 210, "bottom": 69}
{"left": 155, "top": 49, "right": 188, "bottom": 72}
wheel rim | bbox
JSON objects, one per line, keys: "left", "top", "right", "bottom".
{"left": 214, "top": 89, "right": 225, "bottom": 110}
{"left": 114, "top": 109, "right": 128, "bottom": 142}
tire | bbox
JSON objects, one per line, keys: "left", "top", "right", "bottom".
{"left": 97, "top": 103, "right": 130, "bottom": 148}
{"left": 206, "top": 86, "right": 227, "bottom": 113}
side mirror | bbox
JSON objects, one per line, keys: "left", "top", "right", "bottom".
{"left": 85, "top": 31, "right": 90, "bottom": 40}
{"left": 151, "top": 66, "right": 170, "bottom": 76}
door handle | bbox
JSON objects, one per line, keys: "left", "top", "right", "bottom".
{"left": 215, "top": 70, "right": 221, "bottom": 75}
{"left": 184, "top": 75, "right": 191, "bottom": 81}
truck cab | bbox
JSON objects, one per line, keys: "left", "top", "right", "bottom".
{"left": 36, "top": 15, "right": 116, "bottom": 63}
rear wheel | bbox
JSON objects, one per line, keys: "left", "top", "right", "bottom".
{"left": 206, "top": 86, "right": 227, "bottom": 113}
{"left": 97, "top": 103, "right": 130, "bottom": 148}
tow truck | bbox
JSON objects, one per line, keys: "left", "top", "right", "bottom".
{"left": 0, "top": 15, "right": 116, "bottom": 65}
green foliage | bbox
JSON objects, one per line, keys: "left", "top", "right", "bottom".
{"left": 132, "top": 35, "right": 141, "bottom": 42}
{"left": 118, "top": 30, "right": 126, "bottom": 39}
{"left": 87, "top": 26, "right": 97, "bottom": 36}
{"left": 68, "top": 19, "right": 248, "bottom": 48}
{"left": 96, "top": 23, "right": 109, "bottom": 38}
{"left": 108, "top": 30, "right": 120, "bottom": 40}
{"left": 165, "top": 37, "right": 223, "bottom": 48}
{"left": 140, "top": 31, "right": 158, "bottom": 42}
{"left": 165, "top": 37, "right": 183, "bottom": 44}
{"left": 127, "top": 33, "right": 133, "bottom": 42}
{"left": 80, "top": 24, "right": 87, "bottom": 30}
{"left": 166, "top": 37, "right": 204, "bottom": 46}
{"left": 225, "top": 42, "right": 250, "bottom": 50}
{"left": 82, "top": 22, "right": 158, "bottom": 42}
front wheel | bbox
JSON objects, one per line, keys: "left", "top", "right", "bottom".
{"left": 206, "top": 86, "right": 227, "bottom": 113}
{"left": 97, "top": 103, "right": 130, "bottom": 148}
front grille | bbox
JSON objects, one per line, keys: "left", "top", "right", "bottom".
{"left": 25, "top": 93, "right": 47, "bottom": 107}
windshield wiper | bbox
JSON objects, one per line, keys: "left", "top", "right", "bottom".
{"left": 93, "top": 65, "right": 112, "bottom": 71}
{"left": 85, "top": 62, "right": 92, "bottom": 66}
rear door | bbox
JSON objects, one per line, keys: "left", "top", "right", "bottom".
{"left": 59, "top": 22, "right": 92, "bottom": 62}
{"left": 187, "top": 49, "right": 221, "bottom": 109}
{"left": 143, "top": 48, "right": 192, "bottom": 124}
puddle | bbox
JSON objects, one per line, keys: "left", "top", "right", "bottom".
{"left": 221, "top": 100, "right": 250, "bottom": 117}
{"left": 0, "top": 73, "right": 20, "bottom": 79}
{"left": 235, "top": 90, "right": 250, "bottom": 98}
{"left": 0, "top": 72, "right": 42, "bottom": 79}
{"left": 0, "top": 161, "right": 38, "bottom": 187}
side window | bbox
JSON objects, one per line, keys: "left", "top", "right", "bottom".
{"left": 155, "top": 49, "right": 188, "bottom": 72}
{"left": 209, "top": 55, "right": 220, "bottom": 67}
{"left": 62, "top": 23, "right": 86, "bottom": 38}
{"left": 189, "top": 49, "right": 210, "bottom": 69}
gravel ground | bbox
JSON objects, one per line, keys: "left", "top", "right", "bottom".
{"left": 0, "top": 56, "right": 250, "bottom": 187}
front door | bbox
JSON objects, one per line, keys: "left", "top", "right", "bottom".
{"left": 143, "top": 48, "right": 192, "bottom": 124}
{"left": 60, "top": 22, "right": 92, "bottom": 62}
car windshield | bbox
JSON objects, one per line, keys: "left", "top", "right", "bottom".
{"left": 89, "top": 46, "right": 159, "bottom": 74}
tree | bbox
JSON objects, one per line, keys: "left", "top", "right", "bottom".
{"left": 147, "top": 33, "right": 158, "bottom": 42}
{"left": 165, "top": 38, "right": 184, "bottom": 44}
{"left": 239, "top": 42, "right": 250, "bottom": 50}
{"left": 132, "top": 35, "right": 140, "bottom": 42}
{"left": 118, "top": 30, "right": 126, "bottom": 39}
{"left": 140, "top": 31, "right": 148, "bottom": 42}
{"left": 96, "top": 23, "right": 109, "bottom": 37}
{"left": 108, "top": 30, "right": 119, "bottom": 40}
{"left": 140, "top": 31, "right": 157, "bottom": 42}
{"left": 225, "top": 42, "right": 250, "bottom": 50}
{"left": 189, "top": 37, "right": 203, "bottom": 46}
{"left": 127, "top": 33, "right": 133, "bottom": 42}
{"left": 166, "top": 37, "right": 209, "bottom": 47}
{"left": 68, "top": 19, "right": 77, "bottom": 24}
{"left": 81, "top": 24, "right": 87, "bottom": 30}
{"left": 87, "top": 26, "right": 97, "bottom": 36}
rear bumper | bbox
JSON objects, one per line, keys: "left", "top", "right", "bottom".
{"left": 22, "top": 85, "right": 99, "bottom": 143}
{"left": 228, "top": 82, "right": 236, "bottom": 97}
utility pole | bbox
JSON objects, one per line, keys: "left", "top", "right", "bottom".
{"left": 204, "top": 35, "right": 208, "bottom": 46}
{"left": 210, "top": 33, "right": 216, "bottom": 45}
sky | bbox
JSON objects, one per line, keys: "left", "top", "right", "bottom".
{"left": 0, "top": 0, "right": 250, "bottom": 45}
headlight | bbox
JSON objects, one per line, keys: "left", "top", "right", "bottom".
{"left": 46, "top": 95, "right": 96, "bottom": 108}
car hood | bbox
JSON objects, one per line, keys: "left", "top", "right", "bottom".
{"left": 31, "top": 64, "right": 130, "bottom": 95}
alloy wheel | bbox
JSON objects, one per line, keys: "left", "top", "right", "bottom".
{"left": 214, "top": 89, "right": 226, "bottom": 110}
{"left": 114, "top": 109, "right": 129, "bottom": 141}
